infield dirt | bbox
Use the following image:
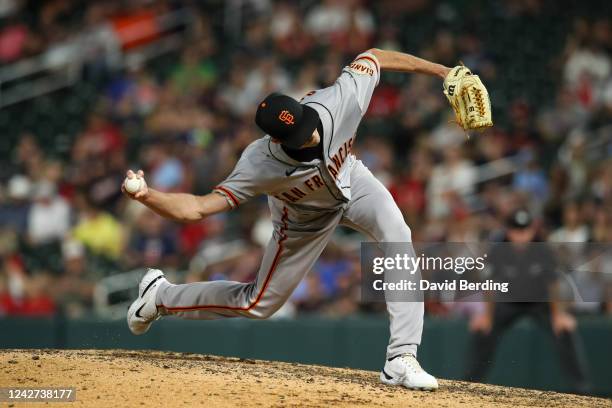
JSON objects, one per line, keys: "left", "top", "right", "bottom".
{"left": 1, "top": 349, "right": 609, "bottom": 407}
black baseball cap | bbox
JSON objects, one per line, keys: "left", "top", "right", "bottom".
{"left": 507, "top": 209, "right": 533, "bottom": 229}
{"left": 255, "top": 93, "right": 320, "bottom": 149}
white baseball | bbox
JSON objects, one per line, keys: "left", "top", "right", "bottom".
{"left": 124, "top": 177, "right": 143, "bottom": 194}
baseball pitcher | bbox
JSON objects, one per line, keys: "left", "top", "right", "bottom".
{"left": 125, "top": 48, "right": 492, "bottom": 390}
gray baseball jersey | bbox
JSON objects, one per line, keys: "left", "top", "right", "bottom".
{"left": 212, "top": 51, "right": 381, "bottom": 210}
{"left": 156, "top": 52, "right": 424, "bottom": 360}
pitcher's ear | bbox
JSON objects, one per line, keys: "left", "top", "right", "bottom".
{"left": 271, "top": 138, "right": 281, "bottom": 144}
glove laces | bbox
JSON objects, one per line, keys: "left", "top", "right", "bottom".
{"left": 471, "top": 87, "right": 486, "bottom": 116}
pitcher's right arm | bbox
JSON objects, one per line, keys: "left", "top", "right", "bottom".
{"left": 122, "top": 170, "right": 231, "bottom": 223}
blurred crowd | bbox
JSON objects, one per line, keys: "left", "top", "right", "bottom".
{"left": 0, "top": 0, "right": 610, "bottom": 319}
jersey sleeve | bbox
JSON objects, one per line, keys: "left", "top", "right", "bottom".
{"left": 337, "top": 51, "right": 381, "bottom": 114}
{"left": 212, "top": 150, "right": 263, "bottom": 208}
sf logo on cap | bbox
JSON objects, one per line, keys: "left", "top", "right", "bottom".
{"left": 278, "top": 110, "right": 295, "bottom": 125}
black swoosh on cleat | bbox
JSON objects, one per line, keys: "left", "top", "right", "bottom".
{"left": 141, "top": 275, "right": 164, "bottom": 297}
{"left": 135, "top": 303, "right": 146, "bottom": 319}
{"left": 382, "top": 369, "right": 394, "bottom": 380}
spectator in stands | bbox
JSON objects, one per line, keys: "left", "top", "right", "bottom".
{"left": 241, "top": 18, "right": 272, "bottom": 56}
{"left": 397, "top": 75, "right": 445, "bottom": 136}
{"left": 270, "top": 1, "right": 314, "bottom": 60}
{"left": 71, "top": 192, "right": 124, "bottom": 260}
{"left": 147, "top": 84, "right": 213, "bottom": 135}
{"left": 53, "top": 240, "right": 94, "bottom": 318}
{"left": 429, "top": 113, "right": 466, "bottom": 150}
{"left": 291, "top": 273, "right": 326, "bottom": 313}
{"left": 242, "top": 55, "right": 291, "bottom": 109}
{"left": 537, "top": 87, "right": 588, "bottom": 141}
{"left": 557, "top": 131, "right": 589, "bottom": 199}
{"left": 389, "top": 147, "right": 429, "bottom": 228}
{"left": 305, "top": 0, "right": 375, "bottom": 47}
{"left": 323, "top": 254, "right": 361, "bottom": 316}
{"left": 13, "top": 133, "right": 44, "bottom": 178}
{"left": 0, "top": 17, "right": 29, "bottom": 63}
{"left": 590, "top": 161, "right": 611, "bottom": 203}
{"left": 108, "top": 63, "right": 160, "bottom": 120}
{"left": 513, "top": 151, "right": 549, "bottom": 205}
{"left": 0, "top": 255, "right": 56, "bottom": 317}
{"left": 125, "top": 212, "right": 178, "bottom": 270}
{"left": 286, "top": 62, "right": 318, "bottom": 100}
{"left": 27, "top": 181, "right": 70, "bottom": 245}
{"left": 144, "top": 143, "right": 186, "bottom": 193}
{"left": 427, "top": 145, "right": 477, "bottom": 218}
{"left": 356, "top": 137, "right": 394, "bottom": 185}
{"left": 170, "top": 44, "right": 217, "bottom": 97}
{"left": 564, "top": 19, "right": 611, "bottom": 109}
{"left": 549, "top": 202, "right": 590, "bottom": 243}
{"left": 313, "top": 245, "right": 353, "bottom": 299}
{"left": 74, "top": 113, "right": 125, "bottom": 160}
{"left": 16, "top": 273, "right": 57, "bottom": 317}
{"left": 0, "top": 175, "right": 31, "bottom": 235}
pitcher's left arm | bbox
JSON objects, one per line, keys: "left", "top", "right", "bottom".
{"left": 370, "top": 48, "right": 493, "bottom": 131}
{"left": 369, "top": 48, "right": 451, "bottom": 78}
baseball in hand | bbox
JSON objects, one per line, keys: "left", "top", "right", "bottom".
{"left": 124, "top": 177, "right": 143, "bottom": 194}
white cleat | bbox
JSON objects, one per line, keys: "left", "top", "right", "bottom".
{"left": 127, "top": 269, "right": 167, "bottom": 335}
{"left": 380, "top": 353, "right": 439, "bottom": 391}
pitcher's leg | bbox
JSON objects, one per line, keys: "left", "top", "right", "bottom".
{"left": 156, "top": 237, "right": 284, "bottom": 320}
{"left": 385, "top": 302, "right": 423, "bottom": 358}
{"left": 157, "top": 208, "right": 341, "bottom": 320}
{"left": 342, "top": 161, "right": 422, "bottom": 359}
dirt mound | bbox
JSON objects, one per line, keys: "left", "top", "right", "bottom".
{"left": 1, "top": 349, "right": 608, "bottom": 407}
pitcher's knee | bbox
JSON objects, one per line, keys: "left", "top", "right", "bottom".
{"left": 245, "top": 301, "right": 282, "bottom": 319}
{"left": 239, "top": 285, "right": 284, "bottom": 319}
